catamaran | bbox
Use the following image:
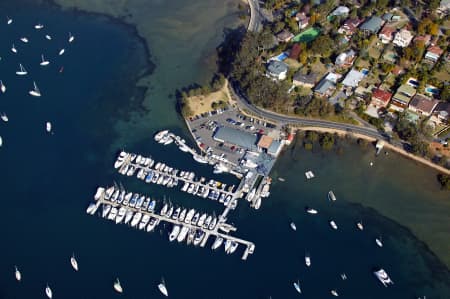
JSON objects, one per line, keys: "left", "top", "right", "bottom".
{"left": 29, "top": 82, "right": 41, "bottom": 97}
{"left": 114, "top": 278, "right": 123, "bottom": 293}
{"left": 373, "top": 268, "right": 393, "bottom": 287}
{"left": 45, "top": 284, "right": 53, "bottom": 298}
{"left": 16, "top": 64, "right": 27, "bottom": 75}
{"left": 328, "top": 190, "right": 337, "bottom": 201}
{"left": 20, "top": 37, "right": 29, "bottom": 43}
{"left": 0, "top": 80, "right": 6, "bottom": 93}
{"left": 1, "top": 113, "right": 8, "bottom": 122}
{"left": 290, "top": 222, "right": 297, "bottom": 231}
{"left": 40, "top": 55, "right": 50, "bottom": 66}
{"left": 70, "top": 253, "right": 79, "bottom": 271}
{"left": 46, "top": 122, "right": 52, "bottom": 133}
{"left": 14, "top": 266, "right": 21, "bottom": 281}
{"left": 11, "top": 44, "right": 17, "bottom": 53}
{"left": 68, "top": 32, "right": 75, "bottom": 43}
{"left": 158, "top": 278, "right": 168, "bottom": 297}
{"left": 293, "top": 280, "right": 301, "bottom": 294}
{"left": 35, "top": 23, "right": 44, "bottom": 29}
{"left": 59, "top": 48, "right": 65, "bottom": 56}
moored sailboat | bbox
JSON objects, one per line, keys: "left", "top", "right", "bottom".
{"left": 45, "top": 284, "right": 53, "bottom": 299}
{"left": 158, "top": 278, "right": 168, "bottom": 297}
{"left": 0, "top": 80, "right": 6, "bottom": 93}
{"left": 40, "top": 54, "right": 50, "bottom": 66}
{"left": 16, "top": 64, "right": 27, "bottom": 75}
{"left": 29, "top": 81, "right": 41, "bottom": 97}
{"left": 14, "top": 266, "right": 21, "bottom": 281}
{"left": 70, "top": 253, "right": 79, "bottom": 271}
{"left": 113, "top": 278, "right": 123, "bottom": 293}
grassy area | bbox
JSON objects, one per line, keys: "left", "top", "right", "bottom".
{"left": 184, "top": 85, "right": 230, "bottom": 117}
{"left": 368, "top": 38, "right": 383, "bottom": 59}
{"left": 292, "top": 27, "right": 320, "bottom": 43}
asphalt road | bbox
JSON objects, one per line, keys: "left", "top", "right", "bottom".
{"left": 247, "top": 0, "right": 262, "bottom": 32}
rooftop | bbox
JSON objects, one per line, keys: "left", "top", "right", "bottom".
{"left": 397, "top": 84, "right": 416, "bottom": 97}
{"left": 267, "top": 60, "right": 288, "bottom": 75}
{"left": 409, "top": 94, "right": 439, "bottom": 114}
{"left": 213, "top": 126, "right": 258, "bottom": 150}
{"left": 293, "top": 72, "right": 317, "bottom": 85}
{"left": 314, "top": 79, "right": 335, "bottom": 94}
{"left": 372, "top": 88, "right": 392, "bottom": 104}
{"left": 257, "top": 135, "right": 273, "bottom": 149}
{"left": 360, "top": 16, "right": 383, "bottom": 33}
{"left": 330, "top": 6, "right": 350, "bottom": 16}
{"left": 342, "top": 69, "right": 365, "bottom": 87}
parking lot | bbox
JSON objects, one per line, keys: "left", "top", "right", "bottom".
{"left": 187, "top": 107, "right": 282, "bottom": 168}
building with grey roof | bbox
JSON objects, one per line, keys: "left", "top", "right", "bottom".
{"left": 267, "top": 60, "right": 288, "bottom": 80}
{"left": 342, "top": 69, "right": 365, "bottom": 88}
{"left": 213, "top": 126, "right": 258, "bottom": 151}
{"left": 359, "top": 16, "right": 383, "bottom": 34}
{"left": 314, "top": 79, "right": 336, "bottom": 97}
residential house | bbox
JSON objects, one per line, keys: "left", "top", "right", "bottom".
{"left": 335, "top": 49, "right": 357, "bottom": 68}
{"left": 342, "top": 69, "right": 365, "bottom": 88}
{"left": 359, "top": 16, "right": 383, "bottom": 34}
{"left": 379, "top": 26, "right": 395, "bottom": 44}
{"left": 314, "top": 79, "right": 336, "bottom": 97}
{"left": 431, "top": 102, "right": 450, "bottom": 125}
{"left": 293, "top": 72, "right": 318, "bottom": 88}
{"left": 413, "top": 35, "right": 431, "bottom": 46}
{"left": 408, "top": 94, "right": 439, "bottom": 116}
{"left": 382, "top": 13, "right": 393, "bottom": 22}
{"left": 289, "top": 43, "right": 302, "bottom": 60}
{"left": 391, "top": 84, "right": 416, "bottom": 111}
{"left": 437, "top": 0, "right": 450, "bottom": 15}
{"left": 424, "top": 46, "right": 444, "bottom": 63}
{"left": 371, "top": 88, "right": 392, "bottom": 108}
{"left": 392, "top": 29, "right": 414, "bottom": 48}
{"left": 267, "top": 60, "right": 288, "bottom": 81}
{"left": 330, "top": 6, "right": 350, "bottom": 17}
{"left": 296, "top": 12, "right": 310, "bottom": 29}
{"left": 338, "top": 18, "right": 363, "bottom": 36}
{"left": 276, "top": 30, "right": 294, "bottom": 43}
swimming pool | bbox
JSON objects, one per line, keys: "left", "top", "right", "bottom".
{"left": 361, "top": 69, "right": 369, "bottom": 76}
{"left": 425, "top": 85, "right": 440, "bottom": 95}
{"left": 407, "top": 78, "right": 419, "bottom": 87}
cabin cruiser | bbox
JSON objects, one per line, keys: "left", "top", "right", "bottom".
{"left": 290, "top": 222, "right": 297, "bottom": 231}
{"left": 191, "top": 212, "right": 200, "bottom": 225}
{"left": 178, "top": 209, "right": 187, "bottom": 222}
{"left": 123, "top": 192, "right": 132, "bottom": 206}
{"left": 172, "top": 207, "right": 181, "bottom": 219}
{"left": 70, "top": 254, "right": 79, "bottom": 271}
{"left": 94, "top": 187, "right": 105, "bottom": 200}
{"left": 177, "top": 226, "right": 189, "bottom": 242}
{"left": 197, "top": 213, "right": 207, "bottom": 227}
{"left": 129, "top": 194, "right": 138, "bottom": 207}
{"left": 305, "top": 254, "right": 311, "bottom": 267}
{"left": 166, "top": 206, "right": 174, "bottom": 218}
{"left": 193, "top": 230, "right": 205, "bottom": 246}
{"left": 130, "top": 212, "right": 142, "bottom": 227}
{"left": 135, "top": 195, "right": 145, "bottom": 209}
{"left": 124, "top": 210, "right": 134, "bottom": 224}
{"left": 357, "top": 221, "right": 364, "bottom": 231}
{"left": 157, "top": 278, "right": 168, "bottom": 297}
{"left": 148, "top": 200, "right": 156, "bottom": 212}
{"left": 14, "top": 266, "right": 21, "bottom": 281}
{"left": 293, "top": 281, "right": 301, "bottom": 294}
{"left": 154, "top": 130, "right": 169, "bottom": 142}
{"left": 184, "top": 209, "right": 195, "bottom": 224}
{"left": 331, "top": 289, "right": 339, "bottom": 297}
{"left": 117, "top": 191, "right": 126, "bottom": 204}
{"left": 211, "top": 236, "right": 223, "bottom": 250}
{"left": 115, "top": 207, "right": 127, "bottom": 224}
{"left": 102, "top": 204, "right": 112, "bottom": 218}
{"left": 329, "top": 220, "right": 338, "bottom": 230}
{"left": 193, "top": 154, "right": 208, "bottom": 164}
{"left": 139, "top": 214, "right": 151, "bottom": 230}
{"left": 45, "top": 284, "right": 53, "bottom": 298}
{"left": 169, "top": 225, "right": 180, "bottom": 241}
{"left": 328, "top": 190, "right": 337, "bottom": 201}
{"left": 107, "top": 207, "right": 118, "bottom": 220}
{"left": 203, "top": 215, "right": 212, "bottom": 229}
{"left": 208, "top": 217, "right": 217, "bottom": 230}
{"left": 373, "top": 269, "right": 394, "bottom": 287}
{"left": 306, "top": 208, "right": 318, "bottom": 214}
{"left": 228, "top": 241, "right": 238, "bottom": 254}
{"left": 375, "top": 237, "right": 383, "bottom": 248}
{"left": 146, "top": 217, "right": 159, "bottom": 232}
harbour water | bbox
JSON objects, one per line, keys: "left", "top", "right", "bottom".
{"left": 0, "top": 1, "right": 449, "bottom": 298}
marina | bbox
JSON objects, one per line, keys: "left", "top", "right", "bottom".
{"left": 87, "top": 185, "right": 255, "bottom": 260}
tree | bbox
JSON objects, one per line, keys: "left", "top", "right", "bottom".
{"left": 437, "top": 174, "right": 450, "bottom": 190}
{"left": 417, "top": 18, "right": 431, "bottom": 35}
{"left": 376, "top": 0, "right": 389, "bottom": 10}
{"left": 299, "top": 50, "right": 308, "bottom": 64}
{"left": 310, "top": 35, "right": 334, "bottom": 57}
{"left": 429, "top": 23, "right": 439, "bottom": 36}
{"left": 319, "top": 133, "right": 335, "bottom": 150}
{"left": 273, "top": 21, "right": 285, "bottom": 34}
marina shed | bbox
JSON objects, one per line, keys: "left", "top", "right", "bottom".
{"left": 213, "top": 126, "right": 258, "bottom": 151}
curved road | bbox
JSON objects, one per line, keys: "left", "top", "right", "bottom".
{"left": 247, "top": 0, "right": 262, "bottom": 32}
{"left": 229, "top": 83, "right": 387, "bottom": 141}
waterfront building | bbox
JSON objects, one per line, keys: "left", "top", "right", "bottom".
{"left": 391, "top": 84, "right": 416, "bottom": 112}
{"left": 393, "top": 29, "right": 414, "bottom": 48}
{"left": 408, "top": 94, "right": 439, "bottom": 117}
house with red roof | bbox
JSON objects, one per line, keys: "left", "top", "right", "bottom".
{"left": 379, "top": 26, "right": 395, "bottom": 44}
{"left": 424, "top": 46, "right": 444, "bottom": 63}
{"left": 370, "top": 88, "right": 392, "bottom": 108}
{"left": 338, "top": 18, "right": 364, "bottom": 36}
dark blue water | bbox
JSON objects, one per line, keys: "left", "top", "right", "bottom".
{"left": 0, "top": 1, "right": 449, "bottom": 299}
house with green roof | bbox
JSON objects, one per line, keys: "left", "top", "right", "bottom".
{"left": 391, "top": 84, "right": 416, "bottom": 112}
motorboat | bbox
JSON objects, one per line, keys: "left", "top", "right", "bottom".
{"left": 177, "top": 226, "right": 189, "bottom": 242}
{"left": 193, "top": 154, "right": 208, "bottom": 164}
{"left": 157, "top": 278, "right": 168, "bottom": 297}
{"left": 166, "top": 206, "right": 174, "bottom": 218}
{"left": 208, "top": 217, "right": 217, "bottom": 230}
{"left": 130, "top": 212, "right": 142, "bottom": 227}
{"left": 102, "top": 204, "right": 111, "bottom": 218}
{"left": 154, "top": 130, "right": 169, "bottom": 142}
{"left": 1, "top": 113, "right": 8, "bottom": 122}
{"left": 20, "top": 37, "right": 29, "bottom": 43}
{"left": 246, "top": 188, "right": 256, "bottom": 202}
{"left": 329, "top": 220, "right": 338, "bottom": 230}
{"left": 0, "top": 80, "right": 6, "bottom": 93}
{"left": 203, "top": 215, "right": 212, "bottom": 229}
{"left": 40, "top": 54, "right": 50, "bottom": 66}
{"left": 11, "top": 44, "right": 17, "bottom": 53}
{"left": 228, "top": 241, "right": 238, "bottom": 254}
{"left": 146, "top": 217, "right": 158, "bottom": 232}
{"left": 16, "top": 64, "right": 27, "bottom": 75}
{"left": 184, "top": 209, "right": 195, "bottom": 224}
{"left": 169, "top": 225, "right": 180, "bottom": 241}
{"left": 59, "top": 48, "right": 65, "bottom": 56}
{"left": 94, "top": 187, "right": 105, "bottom": 200}
{"left": 306, "top": 207, "right": 318, "bottom": 214}
{"left": 29, "top": 82, "right": 41, "bottom": 97}
{"left": 290, "top": 222, "right": 297, "bottom": 231}
{"left": 191, "top": 212, "right": 200, "bottom": 225}
{"left": 172, "top": 207, "right": 181, "bottom": 219}
{"left": 45, "top": 34, "right": 52, "bottom": 40}
{"left": 35, "top": 23, "right": 44, "bottom": 29}
{"left": 115, "top": 207, "right": 126, "bottom": 224}
{"left": 139, "top": 214, "right": 151, "bottom": 230}
{"left": 68, "top": 32, "right": 75, "bottom": 43}
{"left": 86, "top": 203, "right": 96, "bottom": 214}
{"left": 123, "top": 192, "right": 132, "bottom": 205}
{"left": 45, "top": 284, "right": 53, "bottom": 298}
{"left": 148, "top": 200, "right": 156, "bottom": 212}
{"left": 211, "top": 236, "right": 223, "bottom": 250}
{"left": 114, "top": 278, "right": 123, "bottom": 293}
{"left": 373, "top": 268, "right": 394, "bottom": 287}
{"left": 328, "top": 190, "right": 337, "bottom": 201}
{"left": 357, "top": 221, "right": 364, "bottom": 231}
{"left": 375, "top": 237, "right": 383, "bottom": 248}
{"left": 293, "top": 281, "right": 301, "bottom": 294}
{"left": 107, "top": 207, "right": 118, "bottom": 220}
{"left": 46, "top": 122, "right": 52, "bottom": 133}
{"left": 193, "top": 230, "right": 205, "bottom": 246}
{"left": 14, "top": 266, "right": 21, "bottom": 281}
{"left": 187, "top": 228, "right": 196, "bottom": 245}
{"left": 178, "top": 209, "right": 187, "bottom": 222}
{"left": 70, "top": 254, "right": 79, "bottom": 271}
{"left": 197, "top": 213, "right": 207, "bottom": 227}
{"left": 124, "top": 210, "right": 133, "bottom": 224}
{"left": 331, "top": 289, "right": 339, "bottom": 297}
{"left": 305, "top": 254, "right": 311, "bottom": 267}
{"left": 224, "top": 239, "right": 232, "bottom": 252}
{"left": 7, "top": 17, "right": 12, "bottom": 25}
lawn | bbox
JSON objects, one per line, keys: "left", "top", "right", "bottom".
{"left": 292, "top": 27, "right": 320, "bottom": 43}
{"left": 185, "top": 84, "right": 230, "bottom": 117}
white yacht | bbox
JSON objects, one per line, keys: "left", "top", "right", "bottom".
{"left": 45, "top": 34, "right": 52, "bottom": 40}
{"left": 169, "top": 225, "right": 180, "bottom": 241}
{"left": 14, "top": 266, "right": 21, "bottom": 281}
{"left": 0, "top": 136, "right": 3, "bottom": 147}
{"left": 331, "top": 289, "right": 339, "bottom": 297}
{"left": 114, "top": 278, "right": 123, "bottom": 293}
{"left": 293, "top": 280, "right": 301, "bottom": 294}
{"left": 59, "top": 48, "right": 65, "bottom": 56}
{"left": 124, "top": 210, "right": 133, "bottom": 224}
{"left": 356, "top": 221, "right": 364, "bottom": 231}
{"left": 70, "top": 253, "right": 79, "bottom": 271}
{"left": 45, "top": 284, "right": 53, "bottom": 298}
{"left": 306, "top": 208, "right": 318, "bottom": 214}
{"left": 154, "top": 130, "right": 169, "bottom": 142}
{"left": 139, "top": 214, "right": 151, "bottom": 230}
{"left": 40, "top": 54, "right": 50, "bottom": 66}
{"left": 328, "top": 190, "right": 337, "bottom": 201}
{"left": 16, "top": 64, "right": 27, "bottom": 75}
{"left": 1, "top": 112, "right": 8, "bottom": 122}
{"left": 290, "top": 222, "right": 297, "bottom": 231}
{"left": 375, "top": 237, "right": 383, "bottom": 248}
{"left": 373, "top": 269, "right": 393, "bottom": 287}
{"left": 29, "top": 82, "right": 41, "bottom": 97}
{"left": 329, "top": 220, "right": 338, "bottom": 230}
{"left": 158, "top": 278, "right": 168, "bottom": 297}
{"left": 115, "top": 207, "right": 127, "bottom": 224}
{"left": 228, "top": 241, "right": 238, "bottom": 254}
{"left": 46, "top": 122, "right": 52, "bottom": 133}
{"left": 130, "top": 212, "right": 142, "bottom": 227}
{"left": 0, "top": 80, "right": 6, "bottom": 93}
{"left": 197, "top": 213, "right": 207, "bottom": 227}
{"left": 146, "top": 217, "right": 158, "bottom": 232}
{"left": 35, "top": 23, "right": 44, "bottom": 29}
{"left": 102, "top": 204, "right": 111, "bottom": 218}
{"left": 11, "top": 44, "right": 17, "bottom": 53}
{"left": 211, "top": 236, "right": 223, "bottom": 250}
{"left": 177, "top": 226, "right": 189, "bottom": 242}
{"left": 68, "top": 32, "right": 75, "bottom": 43}
{"left": 7, "top": 17, "right": 13, "bottom": 25}
{"left": 20, "top": 37, "right": 29, "bottom": 43}
{"left": 305, "top": 254, "right": 311, "bottom": 267}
